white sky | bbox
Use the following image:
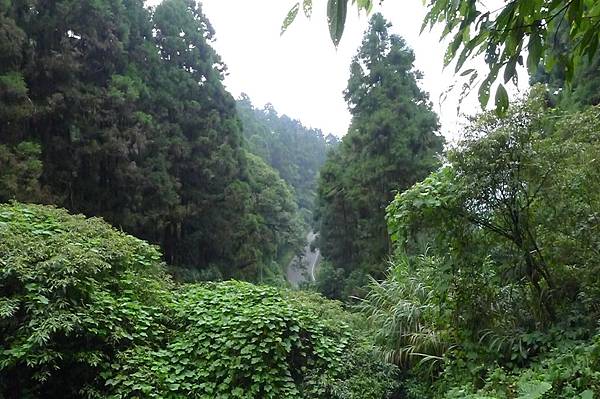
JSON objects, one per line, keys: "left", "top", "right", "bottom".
{"left": 146, "top": 0, "right": 527, "bottom": 140}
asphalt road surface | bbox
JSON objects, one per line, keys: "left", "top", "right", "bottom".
{"left": 286, "top": 231, "right": 320, "bottom": 288}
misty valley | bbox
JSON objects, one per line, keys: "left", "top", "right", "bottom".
{"left": 1, "top": 0, "right": 600, "bottom": 398}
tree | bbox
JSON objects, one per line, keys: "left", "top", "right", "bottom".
{"left": 315, "top": 14, "right": 443, "bottom": 298}
{"left": 387, "top": 88, "right": 600, "bottom": 327}
{"left": 376, "top": 89, "right": 600, "bottom": 397}
{"left": 0, "top": 0, "right": 305, "bottom": 281}
{"left": 283, "top": 0, "right": 600, "bottom": 112}
{"left": 228, "top": 152, "right": 306, "bottom": 282}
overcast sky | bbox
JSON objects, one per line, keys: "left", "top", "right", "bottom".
{"left": 147, "top": 0, "right": 526, "bottom": 139}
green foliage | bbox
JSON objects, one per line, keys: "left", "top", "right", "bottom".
{"left": 442, "top": 332, "right": 600, "bottom": 398}
{"left": 303, "top": 343, "right": 401, "bottom": 399}
{"left": 105, "top": 281, "right": 352, "bottom": 398}
{"left": 0, "top": 202, "right": 172, "bottom": 397}
{"left": 315, "top": 14, "right": 443, "bottom": 299}
{"left": 229, "top": 152, "right": 305, "bottom": 282}
{"left": 358, "top": 254, "right": 448, "bottom": 370}
{"left": 369, "top": 90, "right": 600, "bottom": 397}
{"left": 283, "top": 290, "right": 402, "bottom": 398}
{"left": 531, "top": 20, "right": 600, "bottom": 109}
{"left": 395, "top": 94, "right": 531, "bottom": 312}
{"left": 0, "top": 0, "right": 305, "bottom": 281}
{"left": 327, "top": 0, "right": 348, "bottom": 46}
{"left": 389, "top": 89, "right": 600, "bottom": 326}
{"left": 0, "top": 13, "right": 25, "bottom": 70}
{"left": 0, "top": 71, "right": 27, "bottom": 96}
{"left": 314, "top": 260, "right": 348, "bottom": 299}
{"left": 421, "top": 0, "right": 600, "bottom": 111}
{"left": 283, "top": 0, "right": 373, "bottom": 45}
{"left": 0, "top": 142, "right": 44, "bottom": 202}
{"left": 1, "top": 203, "right": 398, "bottom": 398}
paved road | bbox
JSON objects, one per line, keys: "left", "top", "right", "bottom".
{"left": 286, "top": 231, "right": 320, "bottom": 288}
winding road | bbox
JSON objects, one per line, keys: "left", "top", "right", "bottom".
{"left": 286, "top": 231, "right": 320, "bottom": 288}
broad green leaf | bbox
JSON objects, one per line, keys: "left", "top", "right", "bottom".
{"left": 517, "top": 381, "right": 552, "bottom": 399}
{"left": 327, "top": 0, "right": 348, "bottom": 46}
{"left": 504, "top": 57, "right": 517, "bottom": 83}
{"left": 478, "top": 78, "right": 491, "bottom": 108}
{"left": 455, "top": 43, "right": 473, "bottom": 73}
{"left": 527, "top": 34, "right": 542, "bottom": 75}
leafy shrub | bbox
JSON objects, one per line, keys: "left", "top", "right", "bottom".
{"left": 0, "top": 202, "right": 172, "bottom": 397}
{"left": 105, "top": 281, "right": 352, "bottom": 398}
{"left": 303, "top": 343, "right": 401, "bottom": 399}
{"left": 441, "top": 331, "right": 600, "bottom": 398}
{"left": 285, "top": 291, "right": 402, "bottom": 398}
{"left": 358, "top": 254, "right": 449, "bottom": 371}
{"left": 1, "top": 202, "right": 391, "bottom": 398}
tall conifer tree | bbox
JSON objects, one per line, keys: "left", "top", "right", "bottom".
{"left": 0, "top": 0, "right": 304, "bottom": 280}
{"left": 315, "top": 14, "right": 444, "bottom": 296}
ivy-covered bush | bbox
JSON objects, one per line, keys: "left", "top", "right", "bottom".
{"left": 1, "top": 203, "right": 396, "bottom": 398}
{"left": 284, "top": 290, "right": 402, "bottom": 399}
{"left": 104, "top": 281, "right": 352, "bottom": 398}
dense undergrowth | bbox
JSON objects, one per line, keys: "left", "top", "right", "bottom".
{"left": 358, "top": 93, "right": 600, "bottom": 398}
{"left": 0, "top": 202, "right": 399, "bottom": 398}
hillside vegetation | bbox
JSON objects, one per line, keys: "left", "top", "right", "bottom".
{"left": 0, "top": 202, "right": 399, "bottom": 398}
{"left": 2, "top": 0, "right": 600, "bottom": 398}
{"left": 237, "top": 96, "right": 337, "bottom": 223}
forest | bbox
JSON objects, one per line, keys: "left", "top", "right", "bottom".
{"left": 1, "top": 0, "right": 600, "bottom": 398}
